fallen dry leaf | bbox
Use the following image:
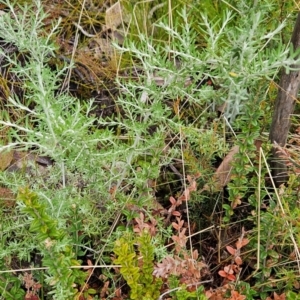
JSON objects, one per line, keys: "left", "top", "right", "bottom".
{"left": 105, "top": 1, "right": 123, "bottom": 30}
{"left": 0, "top": 187, "right": 16, "bottom": 208}
{"left": 213, "top": 145, "right": 239, "bottom": 191}
{"left": 0, "top": 149, "right": 14, "bottom": 171}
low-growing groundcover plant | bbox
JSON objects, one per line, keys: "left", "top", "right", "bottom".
{"left": 0, "top": 0, "right": 300, "bottom": 299}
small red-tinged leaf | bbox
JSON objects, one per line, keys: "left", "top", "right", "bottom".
{"left": 235, "top": 256, "right": 243, "bottom": 266}
{"left": 178, "top": 189, "right": 190, "bottom": 201}
{"left": 189, "top": 181, "right": 197, "bottom": 192}
{"left": 232, "top": 264, "right": 240, "bottom": 273}
{"left": 169, "top": 196, "right": 176, "bottom": 205}
{"left": 178, "top": 195, "right": 186, "bottom": 201}
{"left": 192, "top": 249, "right": 199, "bottom": 260}
{"left": 172, "top": 222, "right": 179, "bottom": 230}
{"left": 133, "top": 227, "right": 141, "bottom": 233}
{"left": 168, "top": 206, "right": 175, "bottom": 214}
{"left": 174, "top": 218, "right": 184, "bottom": 229}
{"left": 194, "top": 172, "right": 201, "bottom": 179}
{"left": 100, "top": 281, "right": 110, "bottom": 298}
{"left": 187, "top": 175, "right": 197, "bottom": 192}
{"left": 218, "top": 270, "right": 236, "bottom": 281}
{"left": 231, "top": 290, "right": 246, "bottom": 300}
{"left": 224, "top": 265, "right": 234, "bottom": 274}
{"left": 236, "top": 238, "right": 249, "bottom": 249}
{"left": 218, "top": 270, "right": 227, "bottom": 278}
{"left": 273, "top": 292, "right": 286, "bottom": 300}
{"left": 226, "top": 245, "right": 236, "bottom": 256}
{"left": 294, "top": 280, "right": 300, "bottom": 289}
{"left": 83, "top": 260, "right": 93, "bottom": 270}
{"left": 205, "top": 290, "right": 214, "bottom": 299}
{"left": 109, "top": 185, "right": 117, "bottom": 198}
{"left": 87, "top": 259, "right": 93, "bottom": 266}
{"left": 25, "top": 295, "right": 39, "bottom": 300}
{"left": 227, "top": 274, "right": 236, "bottom": 281}
{"left": 172, "top": 211, "right": 181, "bottom": 217}
{"left": 172, "top": 235, "right": 180, "bottom": 244}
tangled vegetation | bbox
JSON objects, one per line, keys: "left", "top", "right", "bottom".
{"left": 0, "top": 0, "right": 300, "bottom": 299}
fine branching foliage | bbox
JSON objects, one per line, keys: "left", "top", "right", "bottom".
{"left": 0, "top": 0, "right": 300, "bottom": 299}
